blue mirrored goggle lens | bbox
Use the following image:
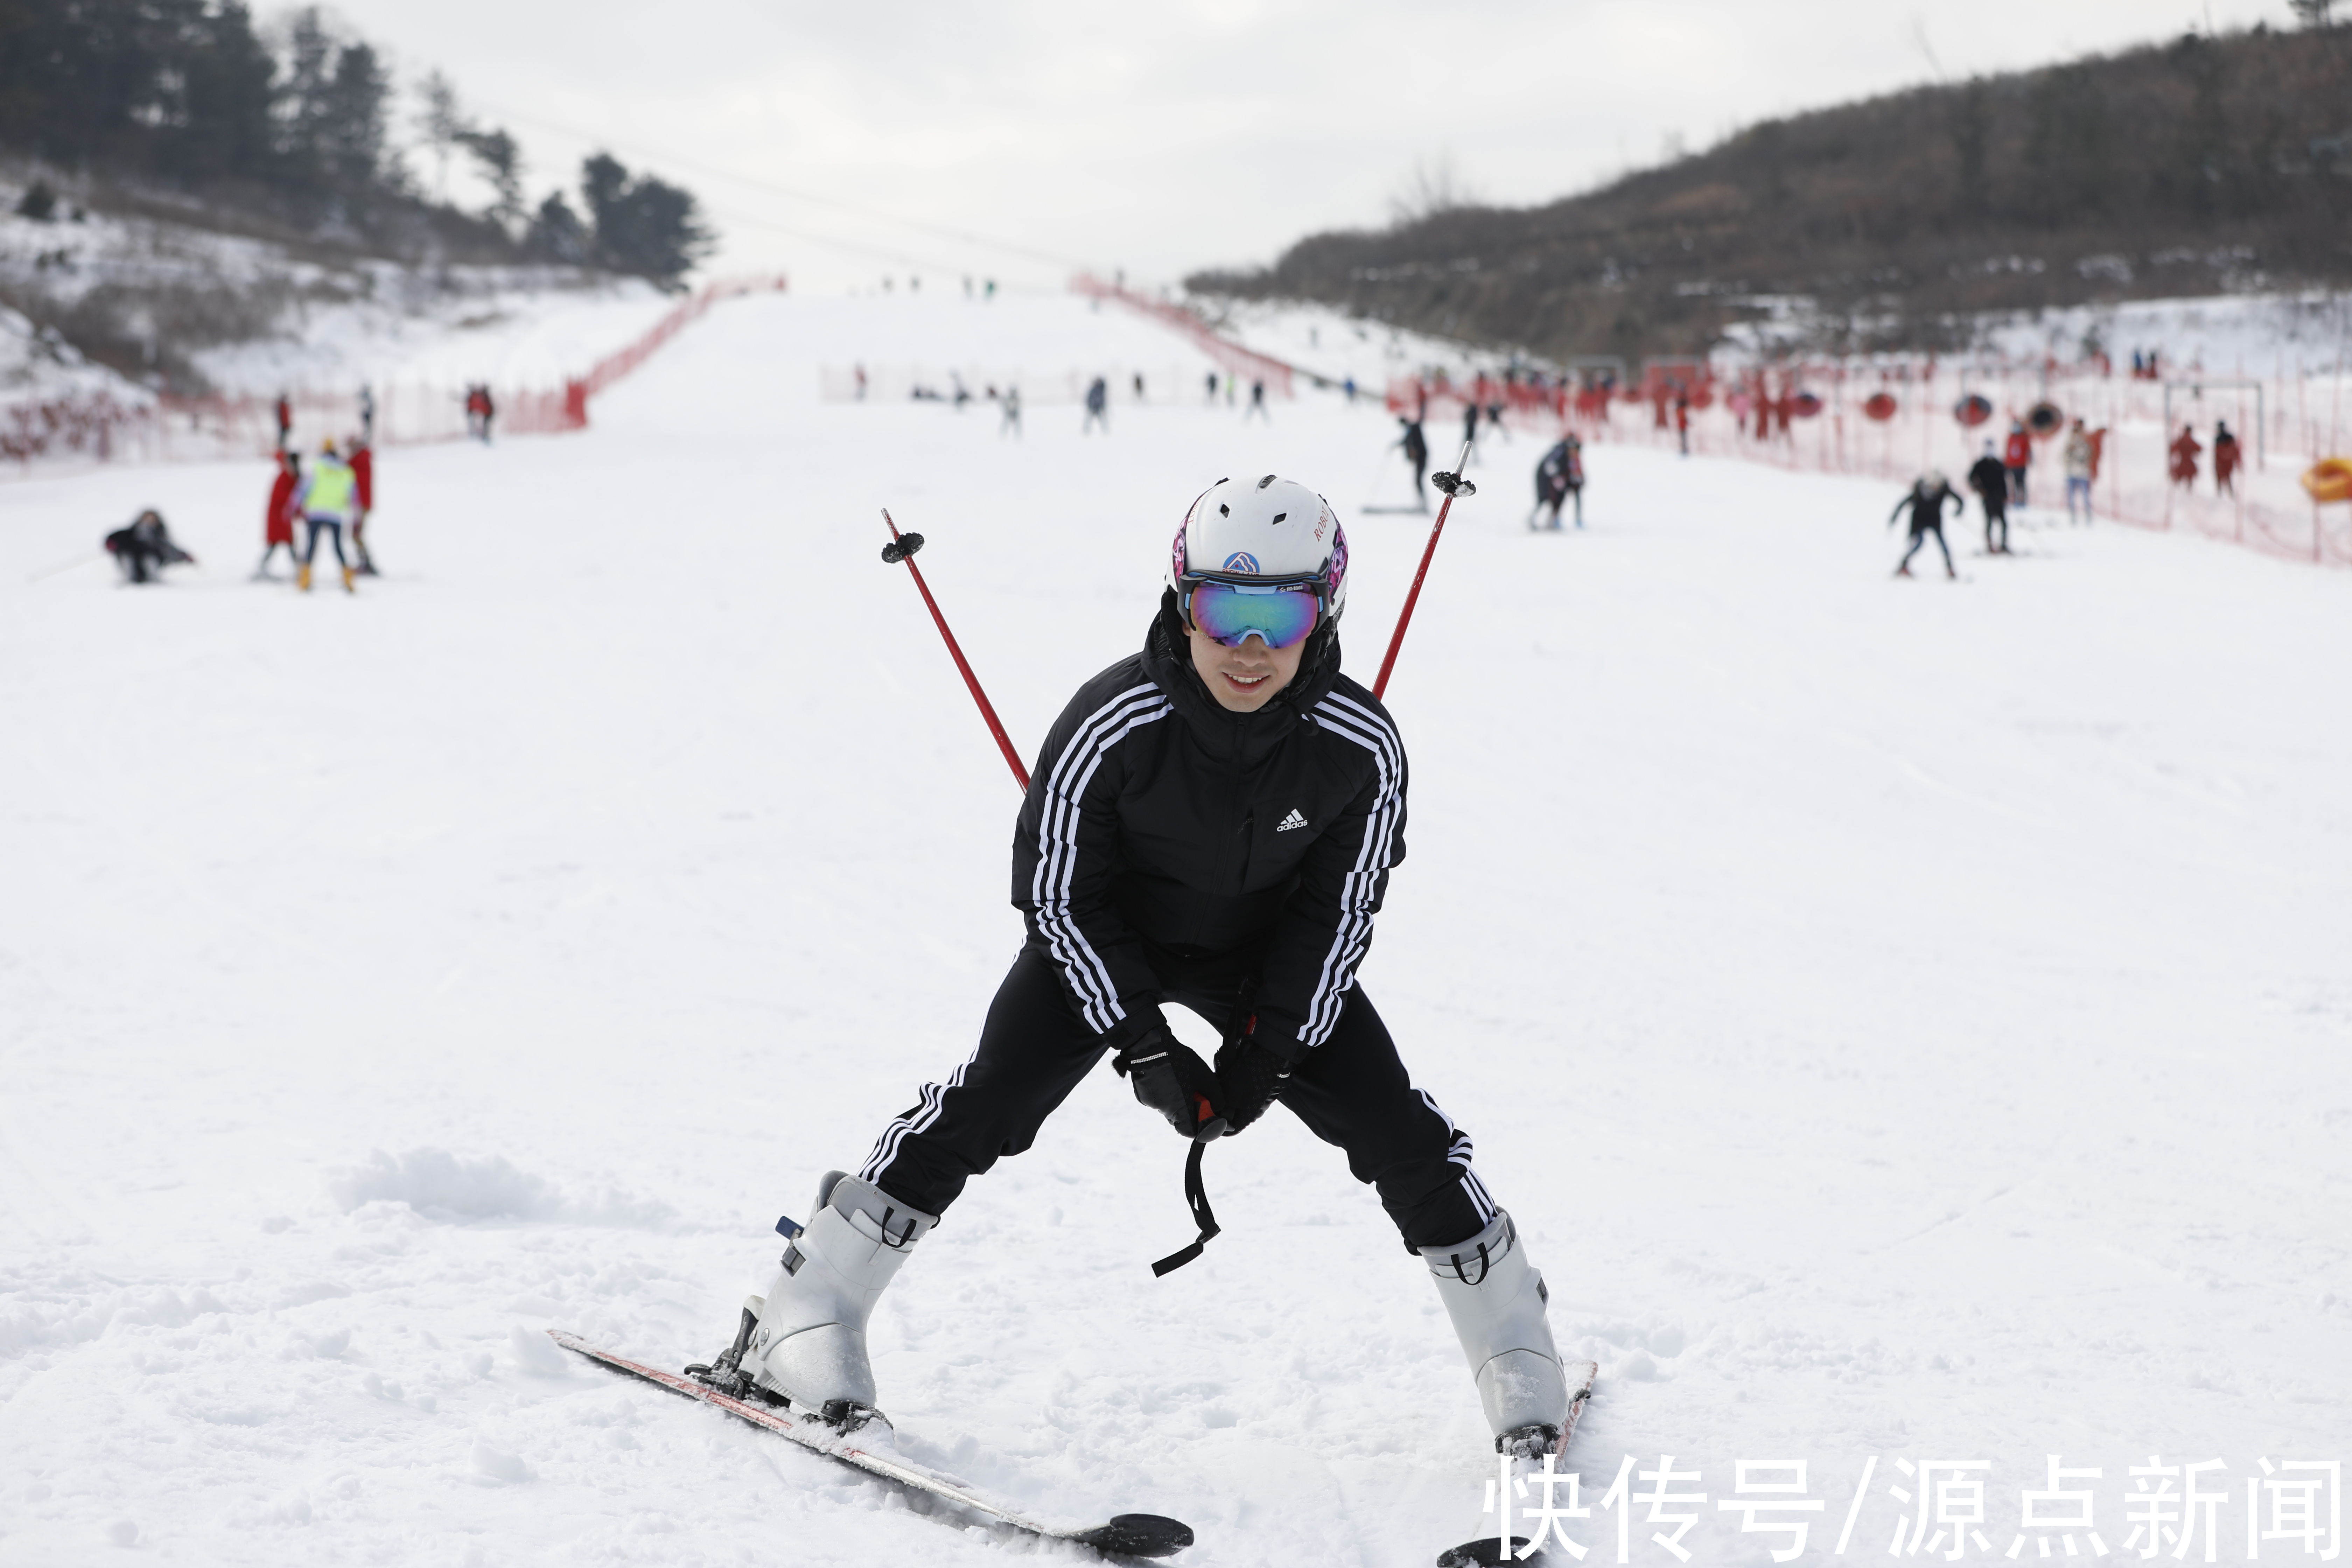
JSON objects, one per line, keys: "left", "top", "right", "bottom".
{"left": 1187, "top": 580, "right": 1321, "bottom": 649}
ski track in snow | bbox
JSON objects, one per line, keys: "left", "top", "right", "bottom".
{"left": 1, "top": 291, "right": 2347, "bottom": 1566}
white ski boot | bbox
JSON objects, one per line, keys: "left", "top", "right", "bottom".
{"left": 695, "top": 1171, "right": 936, "bottom": 1426}
{"left": 1422, "top": 1210, "right": 1573, "bottom": 1456}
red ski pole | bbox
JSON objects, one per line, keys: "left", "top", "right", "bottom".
{"left": 1371, "top": 436, "right": 1477, "bottom": 700}
{"left": 879, "top": 510, "right": 1030, "bottom": 791}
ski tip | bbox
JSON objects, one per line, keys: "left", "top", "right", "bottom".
{"left": 1438, "top": 1536, "right": 1534, "bottom": 1568}
{"left": 1073, "top": 1513, "right": 1195, "bottom": 1557}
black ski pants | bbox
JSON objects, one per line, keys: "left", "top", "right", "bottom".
{"left": 1982, "top": 502, "right": 2008, "bottom": 554}
{"left": 861, "top": 946, "right": 1497, "bottom": 1252}
{"left": 1900, "top": 522, "right": 1953, "bottom": 574}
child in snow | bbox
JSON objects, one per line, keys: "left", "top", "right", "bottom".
{"left": 295, "top": 438, "right": 360, "bottom": 594}
{"left": 1891, "top": 471, "right": 1962, "bottom": 579}
{"left": 696, "top": 475, "right": 1580, "bottom": 1468}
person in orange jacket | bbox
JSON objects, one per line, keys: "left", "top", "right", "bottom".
{"left": 2169, "top": 425, "right": 2203, "bottom": 488}
{"left": 254, "top": 450, "right": 302, "bottom": 579}
{"left": 2002, "top": 420, "right": 2033, "bottom": 509}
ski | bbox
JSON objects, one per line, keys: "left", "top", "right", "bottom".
{"left": 1434, "top": 1359, "right": 1601, "bottom": 1568}
{"left": 546, "top": 1330, "right": 1194, "bottom": 1558}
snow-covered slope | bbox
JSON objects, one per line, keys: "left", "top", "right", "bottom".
{"left": 1, "top": 291, "right": 2346, "bottom": 1566}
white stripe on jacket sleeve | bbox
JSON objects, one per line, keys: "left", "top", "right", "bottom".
{"left": 1295, "top": 693, "right": 1405, "bottom": 1049}
{"left": 1029, "top": 684, "right": 1173, "bottom": 1032}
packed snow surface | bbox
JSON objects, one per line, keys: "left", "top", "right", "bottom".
{"left": 2, "top": 290, "right": 2348, "bottom": 1567}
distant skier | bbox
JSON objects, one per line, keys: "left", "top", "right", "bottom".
{"left": 256, "top": 450, "right": 302, "bottom": 579}
{"left": 695, "top": 474, "right": 1583, "bottom": 1474}
{"left": 2212, "top": 421, "right": 2241, "bottom": 496}
{"left": 1082, "top": 376, "right": 1110, "bottom": 434}
{"left": 1890, "top": 470, "right": 1962, "bottom": 579}
{"left": 1204, "top": 370, "right": 1218, "bottom": 406}
{"left": 1674, "top": 394, "right": 1691, "bottom": 457}
{"left": 2062, "top": 418, "right": 2096, "bottom": 525}
{"left": 105, "top": 509, "right": 195, "bottom": 585}
{"left": 273, "top": 393, "right": 292, "bottom": 453}
{"left": 1245, "top": 379, "right": 1270, "bottom": 423}
{"left": 2168, "top": 425, "right": 2202, "bottom": 489}
{"left": 1965, "top": 439, "right": 2011, "bottom": 555}
{"left": 464, "top": 385, "right": 496, "bottom": 443}
{"left": 295, "top": 438, "right": 359, "bottom": 594}
{"left": 2003, "top": 420, "right": 2032, "bottom": 508}
{"left": 1531, "top": 434, "right": 1583, "bottom": 530}
{"left": 1133, "top": 372, "right": 1145, "bottom": 402}
{"left": 1396, "top": 414, "right": 1429, "bottom": 511}
{"left": 999, "top": 384, "right": 1022, "bottom": 438}
{"left": 357, "top": 383, "right": 376, "bottom": 444}
{"left": 350, "top": 437, "right": 377, "bottom": 575}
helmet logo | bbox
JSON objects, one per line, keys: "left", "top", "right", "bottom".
{"left": 1223, "top": 551, "right": 1260, "bottom": 574}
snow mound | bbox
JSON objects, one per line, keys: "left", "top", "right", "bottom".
{"left": 328, "top": 1148, "right": 680, "bottom": 1230}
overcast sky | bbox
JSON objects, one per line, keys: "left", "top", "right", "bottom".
{"left": 326, "top": 0, "right": 2292, "bottom": 293}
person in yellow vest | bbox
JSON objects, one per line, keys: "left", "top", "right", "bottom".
{"left": 294, "top": 437, "right": 359, "bottom": 593}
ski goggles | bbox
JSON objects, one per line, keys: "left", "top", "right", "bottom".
{"left": 1178, "top": 575, "right": 1326, "bottom": 649}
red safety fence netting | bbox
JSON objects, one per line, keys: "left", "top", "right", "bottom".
{"left": 1070, "top": 274, "right": 1297, "bottom": 398}
{"left": 1389, "top": 359, "right": 2352, "bottom": 569}
{"left": 3, "top": 274, "right": 788, "bottom": 475}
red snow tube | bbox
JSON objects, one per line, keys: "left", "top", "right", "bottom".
{"left": 2026, "top": 401, "right": 2064, "bottom": 437}
{"left": 1863, "top": 391, "right": 1898, "bottom": 422}
{"left": 1789, "top": 391, "right": 1823, "bottom": 419}
{"left": 1954, "top": 393, "right": 1994, "bottom": 427}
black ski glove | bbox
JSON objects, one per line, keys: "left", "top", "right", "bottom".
{"left": 1212, "top": 1008, "right": 1292, "bottom": 1136}
{"left": 1110, "top": 1019, "right": 1228, "bottom": 1143}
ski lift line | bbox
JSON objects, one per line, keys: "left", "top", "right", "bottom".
{"left": 475, "top": 99, "right": 1094, "bottom": 275}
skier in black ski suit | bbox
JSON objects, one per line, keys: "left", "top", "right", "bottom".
{"left": 1891, "top": 471, "right": 1963, "bottom": 578}
{"left": 104, "top": 509, "right": 195, "bottom": 584}
{"left": 1532, "top": 436, "right": 1583, "bottom": 530}
{"left": 1965, "top": 441, "right": 2011, "bottom": 555}
{"left": 710, "top": 475, "right": 1576, "bottom": 1463}
{"left": 1397, "top": 415, "right": 1429, "bottom": 509}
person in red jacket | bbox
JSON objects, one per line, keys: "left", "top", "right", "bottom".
{"left": 2169, "top": 425, "right": 2203, "bottom": 488}
{"left": 254, "top": 449, "right": 301, "bottom": 580}
{"left": 349, "top": 438, "right": 377, "bottom": 575}
{"left": 2002, "top": 420, "right": 2032, "bottom": 509}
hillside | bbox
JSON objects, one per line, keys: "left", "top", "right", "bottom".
{"left": 1189, "top": 25, "right": 2352, "bottom": 361}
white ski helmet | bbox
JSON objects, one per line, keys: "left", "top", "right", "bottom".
{"left": 1167, "top": 474, "right": 1349, "bottom": 619}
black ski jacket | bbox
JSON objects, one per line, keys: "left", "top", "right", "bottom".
{"left": 1891, "top": 481, "right": 1961, "bottom": 534}
{"left": 1011, "top": 604, "right": 1407, "bottom": 1065}
{"left": 1966, "top": 456, "right": 2009, "bottom": 509}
